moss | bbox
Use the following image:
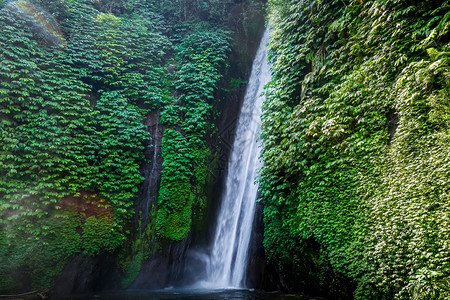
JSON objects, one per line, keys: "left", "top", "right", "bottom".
{"left": 120, "top": 205, "right": 160, "bottom": 288}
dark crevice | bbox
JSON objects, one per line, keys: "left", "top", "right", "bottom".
{"left": 387, "top": 108, "right": 399, "bottom": 145}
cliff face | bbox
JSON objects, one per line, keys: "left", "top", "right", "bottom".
{"left": 260, "top": 0, "right": 450, "bottom": 298}
{"left": 0, "top": 0, "right": 266, "bottom": 294}
{"left": 127, "top": 2, "right": 267, "bottom": 291}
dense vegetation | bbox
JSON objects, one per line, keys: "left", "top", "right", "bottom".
{"left": 2, "top": 0, "right": 448, "bottom": 297}
{"left": 156, "top": 29, "right": 230, "bottom": 241}
{"left": 261, "top": 0, "right": 449, "bottom": 298}
{"left": 0, "top": 0, "right": 264, "bottom": 292}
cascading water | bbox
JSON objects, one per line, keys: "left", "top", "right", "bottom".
{"left": 203, "top": 29, "right": 271, "bottom": 288}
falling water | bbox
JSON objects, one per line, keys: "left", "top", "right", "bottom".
{"left": 205, "top": 29, "right": 271, "bottom": 288}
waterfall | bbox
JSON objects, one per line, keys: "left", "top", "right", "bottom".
{"left": 204, "top": 29, "right": 271, "bottom": 288}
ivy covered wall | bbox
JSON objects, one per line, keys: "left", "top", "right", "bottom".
{"left": 261, "top": 0, "right": 449, "bottom": 298}
{"left": 0, "top": 0, "right": 266, "bottom": 293}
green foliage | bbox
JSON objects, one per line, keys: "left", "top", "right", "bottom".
{"left": 90, "top": 0, "right": 130, "bottom": 14}
{"left": 156, "top": 28, "right": 230, "bottom": 241}
{"left": 82, "top": 215, "right": 115, "bottom": 255}
{"left": 156, "top": 128, "right": 194, "bottom": 240}
{"left": 262, "top": 0, "right": 450, "bottom": 298}
{"left": 93, "top": 91, "right": 149, "bottom": 223}
{"left": 148, "top": 0, "right": 240, "bottom": 26}
{"left": 353, "top": 46, "right": 450, "bottom": 299}
{"left": 0, "top": 0, "right": 255, "bottom": 292}
{"left": 0, "top": 0, "right": 165, "bottom": 291}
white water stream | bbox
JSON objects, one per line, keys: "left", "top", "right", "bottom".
{"left": 203, "top": 29, "right": 271, "bottom": 288}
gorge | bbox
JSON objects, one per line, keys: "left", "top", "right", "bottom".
{"left": 1, "top": 0, "right": 449, "bottom": 299}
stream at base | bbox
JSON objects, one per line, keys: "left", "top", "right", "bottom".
{"left": 65, "top": 289, "right": 322, "bottom": 300}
